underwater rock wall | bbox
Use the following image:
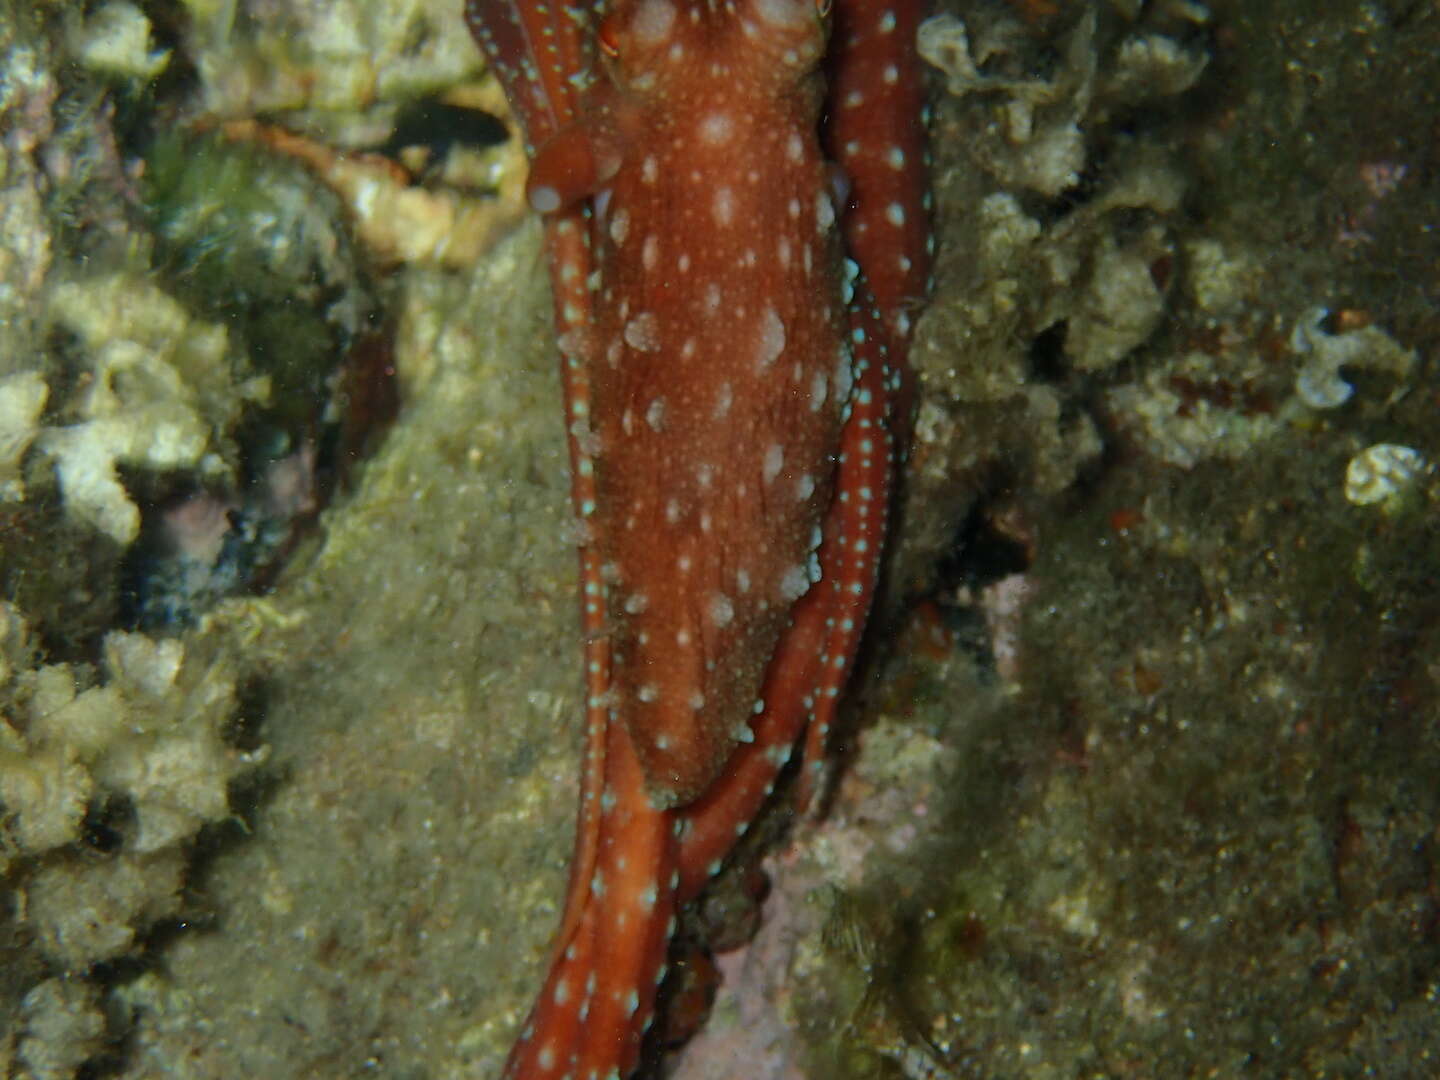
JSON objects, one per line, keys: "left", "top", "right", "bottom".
{"left": 0, "top": 0, "right": 1437, "bottom": 1076}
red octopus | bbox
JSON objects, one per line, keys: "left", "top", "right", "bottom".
{"left": 463, "top": 0, "right": 932, "bottom": 1074}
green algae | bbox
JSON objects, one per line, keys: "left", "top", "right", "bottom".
{"left": 141, "top": 127, "right": 380, "bottom": 440}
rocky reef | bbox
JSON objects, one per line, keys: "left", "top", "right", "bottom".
{"left": 0, "top": 0, "right": 1436, "bottom": 1077}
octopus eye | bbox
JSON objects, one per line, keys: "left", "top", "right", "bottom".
{"left": 598, "top": 15, "right": 621, "bottom": 58}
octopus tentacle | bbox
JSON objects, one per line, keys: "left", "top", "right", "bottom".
{"left": 471, "top": 0, "right": 619, "bottom": 1008}
{"left": 464, "top": 0, "right": 596, "bottom": 153}
{"left": 503, "top": 721, "right": 676, "bottom": 1079}
{"left": 826, "top": 0, "right": 934, "bottom": 343}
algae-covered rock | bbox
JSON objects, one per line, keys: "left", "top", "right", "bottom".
{"left": 141, "top": 128, "right": 376, "bottom": 411}
{"left": 897, "top": 3, "right": 1204, "bottom": 599}
{"left": 15, "top": 977, "right": 106, "bottom": 1080}
{"left": 25, "top": 851, "right": 187, "bottom": 970}
{"left": 179, "top": 0, "right": 484, "bottom": 123}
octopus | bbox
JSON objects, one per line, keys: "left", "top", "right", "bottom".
{"left": 462, "top": 0, "right": 932, "bottom": 1074}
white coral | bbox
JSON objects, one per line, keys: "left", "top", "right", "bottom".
{"left": 0, "top": 370, "right": 47, "bottom": 501}
{"left": 35, "top": 274, "right": 268, "bottom": 543}
{"left": 2, "top": 605, "right": 254, "bottom": 860}
{"left": 1345, "top": 444, "right": 1430, "bottom": 509}
{"left": 1290, "top": 307, "right": 1417, "bottom": 410}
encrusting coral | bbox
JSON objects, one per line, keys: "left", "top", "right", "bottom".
{"left": 33, "top": 275, "right": 269, "bottom": 547}
{"left": 1, "top": 600, "right": 264, "bottom": 922}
